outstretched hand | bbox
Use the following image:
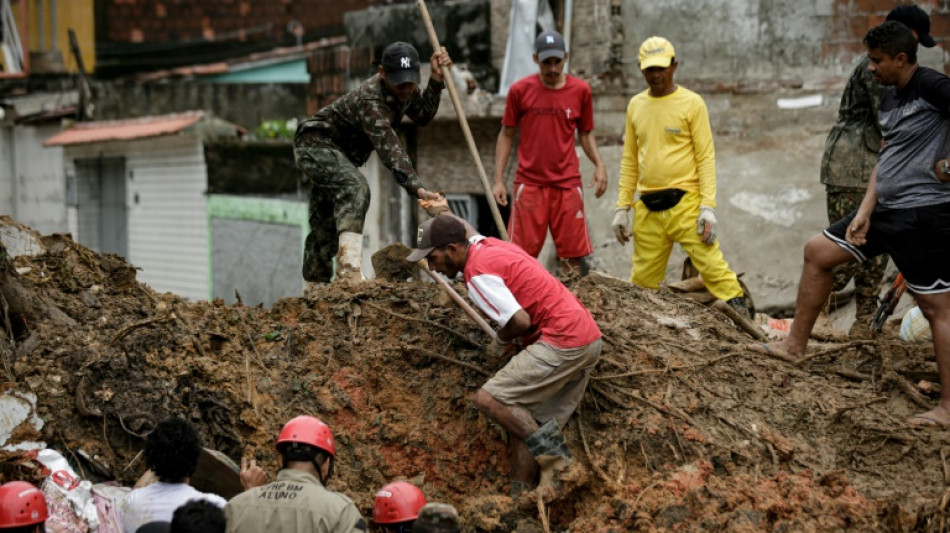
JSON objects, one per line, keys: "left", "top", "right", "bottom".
{"left": 419, "top": 193, "right": 451, "bottom": 217}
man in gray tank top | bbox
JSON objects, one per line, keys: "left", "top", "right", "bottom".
{"left": 753, "top": 20, "right": 950, "bottom": 427}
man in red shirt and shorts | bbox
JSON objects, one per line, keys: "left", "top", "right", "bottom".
{"left": 493, "top": 30, "right": 608, "bottom": 274}
{"left": 408, "top": 214, "right": 602, "bottom": 500}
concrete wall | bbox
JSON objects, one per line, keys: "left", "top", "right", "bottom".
{"left": 0, "top": 128, "right": 12, "bottom": 216}
{"left": 616, "top": 0, "right": 950, "bottom": 87}
{"left": 208, "top": 196, "right": 307, "bottom": 307}
{"left": 0, "top": 124, "right": 67, "bottom": 235}
{"left": 65, "top": 135, "right": 210, "bottom": 301}
{"left": 93, "top": 81, "right": 309, "bottom": 128}
{"left": 490, "top": 0, "right": 950, "bottom": 93}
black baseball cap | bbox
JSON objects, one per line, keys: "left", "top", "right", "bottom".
{"left": 406, "top": 216, "right": 467, "bottom": 262}
{"left": 381, "top": 42, "right": 422, "bottom": 85}
{"left": 887, "top": 5, "right": 936, "bottom": 48}
{"left": 535, "top": 30, "right": 566, "bottom": 61}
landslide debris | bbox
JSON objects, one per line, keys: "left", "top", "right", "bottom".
{"left": 2, "top": 222, "right": 949, "bottom": 532}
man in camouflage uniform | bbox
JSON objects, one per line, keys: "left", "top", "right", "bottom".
{"left": 294, "top": 42, "right": 450, "bottom": 283}
{"left": 820, "top": 5, "right": 934, "bottom": 336}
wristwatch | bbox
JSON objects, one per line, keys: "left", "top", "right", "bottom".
{"left": 943, "top": 159, "right": 950, "bottom": 178}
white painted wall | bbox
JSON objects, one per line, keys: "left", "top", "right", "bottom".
{"left": 0, "top": 124, "right": 66, "bottom": 234}
{"left": 65, "top": 134, "right": 209, "bottom": 301}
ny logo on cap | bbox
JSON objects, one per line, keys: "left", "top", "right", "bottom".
{"left": 401, "top": 57, "right": 412, "bottom": 68}
{"left": 416, "top": 225, "right": 425, "bottom": 243}
{"left": 546, "top": 36, "right": 554, "bottom": 43}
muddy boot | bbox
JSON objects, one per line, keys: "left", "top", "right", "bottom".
{"left": 523, "top": 420, "right": 573, "bottom": 502}
{"left": 335, "top": 232, "right": 364, "bottom": 283}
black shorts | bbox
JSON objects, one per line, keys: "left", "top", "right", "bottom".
{"left": 824, "top": 201, "right": 950, "bottom": 294}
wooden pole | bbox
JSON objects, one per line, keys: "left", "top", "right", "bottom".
{"left": 416, "top": 0, "right": 509, "bottom": 241}
{"left": 420, "top": 260, "right": 498, "bottom": 341}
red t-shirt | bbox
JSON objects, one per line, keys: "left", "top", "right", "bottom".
{"left": 463, "top": 236, "right": 601, "bottom": 349}
{"left": 503, "top": 74, "right": 594, "bottom": 188}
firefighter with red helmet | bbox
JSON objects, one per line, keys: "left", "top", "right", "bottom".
{"left": 0, "top": 481, "right": 48, "bottom": 533}
{"left": 224, "top": 416, "right": 366, "bottom": 533}
{"left": 372, "top": 481, "right": 425, "bottom": 532}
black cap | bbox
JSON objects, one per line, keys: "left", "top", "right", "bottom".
{"left": 887, "top": 5, "right": 936, "bottom": 48}
{"left": 535, "top": 30, "right": 566, "bottom": 61}
{"left": 381, "top": 42, "right": 422, "bottom": 85}
{"left": 406, "top": 216, "right": 467, "bottom": 262}
{"left": 414, "top": 503, "right": 460, "bottom": 533}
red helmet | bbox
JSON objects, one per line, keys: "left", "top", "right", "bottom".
{"left": 373, "top": 481, "right": 427, "bottom": 525}
{"left": 276, "top": 416, "right": 335, "bottom": 457}
{"left": 0, "top": 481, "right": 48, "bottom": 527}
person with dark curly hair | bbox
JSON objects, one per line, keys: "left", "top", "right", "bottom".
{"left": 170, "top": 500, "right": 226, "bottom": 533}
{"left": 121, "top": 417, "right": 227, "bottom": 533}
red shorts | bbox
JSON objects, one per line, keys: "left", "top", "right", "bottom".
{"left": 508, "top": 183, "right": 593, "bottom": 259}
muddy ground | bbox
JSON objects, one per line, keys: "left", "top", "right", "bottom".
{"left": 3, "top": 223, "right": 950, "bottom": 532}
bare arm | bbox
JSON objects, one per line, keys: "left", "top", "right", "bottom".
{"left": 579, "top": 130, "right": 607, "bottom": 198}
{"left": 497, "top": 309, "right": 531, "bottom": 342}
{"left": 493, "top": 126, "right": 516, "bottom": 206}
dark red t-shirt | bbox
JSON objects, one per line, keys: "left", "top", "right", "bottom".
{"left": 503, "top": 74, "right": 594, "bottom": 188}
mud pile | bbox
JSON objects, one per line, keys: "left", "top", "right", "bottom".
{"left": 2, "top": 222, "right": 950, "bottom": 532}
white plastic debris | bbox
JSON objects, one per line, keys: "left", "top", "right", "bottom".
{"left": 776, "top": 94, "right": 823, "bottom": 109}
{"left": 37, "top": 448, "right": 100, "bottom": 530}
{"left": 900, "top": 306, "right": 932, "bottom": 342}
{"left": 0, "top": 389, "right": 45, "bottom": 451}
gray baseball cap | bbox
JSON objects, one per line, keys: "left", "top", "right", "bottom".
{"left": 535, "top": 30, "right": 566, "bottom": 61}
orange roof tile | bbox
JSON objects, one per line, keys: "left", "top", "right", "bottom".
{"left": 44, "top": 111, "right": 208, "bottom": 147}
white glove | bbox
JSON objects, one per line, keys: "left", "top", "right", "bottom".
{"left": 612, "top": 207, "right": 632, "bottom": 244}
{"left": 696, "top": 206, "right": 717, "bottom": 245}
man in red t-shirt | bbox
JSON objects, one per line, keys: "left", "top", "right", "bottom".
{"left": 408, "top": 214, "right": 602, "bottom": 500}
{"left": 493, "top": 30, "right": 608, "bottom": 274}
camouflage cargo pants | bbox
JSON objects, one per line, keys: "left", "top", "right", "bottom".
{"left": 294, "top": 143, "right": 371, "bottom": 282}
{"left": 826, "top": 186, "right": 888, "bottom": 318}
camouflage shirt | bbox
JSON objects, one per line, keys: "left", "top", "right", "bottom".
{"left": 295, "top": 74, "right": 444, "bottom": 196}
{"left": 820, "top": 56, "right": 888, "bottom": 189}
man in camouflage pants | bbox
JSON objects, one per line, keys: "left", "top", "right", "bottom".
{"left": 820, "top": 5, "right": 935, "bottom": 336}
{"left": 294, "top": 42, "right": 450, "bottom": 284}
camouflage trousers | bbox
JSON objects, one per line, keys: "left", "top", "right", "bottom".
{"left": 826, "top": 186, "right": 888, "bottom": 318}
{"left": 294, "top": 143, "right": 371, "bottom": 282}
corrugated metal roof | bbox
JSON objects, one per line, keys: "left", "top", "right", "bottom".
{"left": 43, "top": 111, "right": 240, "bottom": 146}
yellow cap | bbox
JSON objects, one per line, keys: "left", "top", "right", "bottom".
{"left": 639, "top": 36, "right": 675, "bottom": 70}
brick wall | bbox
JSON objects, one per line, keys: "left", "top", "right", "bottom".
{"left": 100, "top": 0, "right": 398, "bottom": 44}
{"left": 828, "top": 0, "right": 950, "bottom": 73}
{"left": 305, "top": 45, "right": 374, "bottom": 115}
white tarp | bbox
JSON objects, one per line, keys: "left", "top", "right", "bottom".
{"left": 499, "top": 0, "right": 557, "bottom": 95}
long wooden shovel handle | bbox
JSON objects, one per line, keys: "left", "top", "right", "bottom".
{"left": 419, "top": 260, "right": 498, "bottom": 341}
{"left": 416, "top": 0, "right": 509, "bottom": 241}
{"left": 712, "top": 300, "right": 767, "bottom": 341}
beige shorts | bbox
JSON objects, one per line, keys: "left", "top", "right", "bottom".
{"left": 482, "top": 338, "right": 601, "bottom": 427}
